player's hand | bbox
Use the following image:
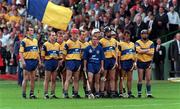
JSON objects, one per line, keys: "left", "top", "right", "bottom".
{"left": 38, "top": 61, "right": 42, "bottom": 68}
{"left": 112, "top": 62, "right": 118, "bottom": 70}
{"left": 134, "top": 62, "right": 137, "bottom": 70}
{"left": 99, "top": 67, "right": 104, "bottom": 74}
{"left": 59, "top": 60, "right": 63, "bottom": 66}
{"left": 101, "top": 67, "right": 104, "bottom": 73}
{"left": 77, "top": 65, "right": 81, "bottom": 72}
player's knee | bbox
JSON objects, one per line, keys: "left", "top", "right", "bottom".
{"left": 110, "top": 75, "right": 115, "bottom": 81}
{"left": 95, "top": 80, "right": 100, "bottom": 85}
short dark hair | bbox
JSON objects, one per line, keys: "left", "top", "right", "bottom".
{"left": 124, "top": 30, "right": 131, "bottom": 35}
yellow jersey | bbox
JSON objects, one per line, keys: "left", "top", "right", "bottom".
{"left": 119, "top": 41, "right": 136, "bottom": 61}
{"left": 64, "top": 39, "right": 81, "bottom": 60}
{"left": 19, "top": 37, "right": 39, "bottom": 60}
{"left": 41, "top": 41, "right": 60, "bottom": 60}
{"left": 135, "top": 40, "right": 154, "bottom": 62}
{"left": 99, "top": 38, "right": 118, "bottom": 59}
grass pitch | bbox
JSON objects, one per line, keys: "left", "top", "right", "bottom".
{"left": 0, "top": 80, "right": 180, "bottom": 109}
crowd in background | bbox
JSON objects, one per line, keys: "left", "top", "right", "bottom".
{"left": 0, "top": 0, "right": 179, "bottom": 79}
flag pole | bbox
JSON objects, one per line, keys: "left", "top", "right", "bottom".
{"left": 24, "top": 0, "right": 28, "bottom": 35}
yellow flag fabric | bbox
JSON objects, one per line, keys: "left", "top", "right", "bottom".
{"left": 42, "top": 2, "right": 72, "bottom": 30}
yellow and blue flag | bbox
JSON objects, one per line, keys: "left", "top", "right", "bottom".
{"left": 27, "top": 0, "right": 72, "bottom": 30}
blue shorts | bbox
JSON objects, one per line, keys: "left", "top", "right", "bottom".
{"left": 87, "top": 63, "right": 101, "bottom": 74}
{"left": 65, "top": 60, "right": 81, "bottom": 72}
{"left": 137, "top": 61, "right": 151, "bottom": 69}
{"left": 44, "top": 59, "right": 59, "bottom": 72}
{"left": 104, "top": 58, "right": 116, "bottom": 70}
{"left": 121, "top": 60, "right": 134, "bottom": 72}
{"left": 25, "top": 59, "right": 38, "bottom": 72}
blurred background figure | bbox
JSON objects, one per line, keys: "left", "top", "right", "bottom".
{"left": 153, "top": 38, "right": 166, "bottom": 80}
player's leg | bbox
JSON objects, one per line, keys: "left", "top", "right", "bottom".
{"left": 44, "top": 70, "right": 51, "bottom": 99}
{"left": 119, "top": 72, "right": 123, "bottom": 97}
{"left": 88, "top": 72, "right": 94, "bottom": 93}
{"left": 72, "top": 69, "right": 80, "bottom": 98}
{"left": 115, "top": 69, "right": 119, "bottom": 97}
{"left": 64, "top": 69, "right": 73, "bottom": 98}
{"left": 137, "top": 69, "right": 144, "bottom": 98}
{"left": 94, "top": 73, "right": 100, "bottom": 98}
{"left": 100, "top": 70, "right": 107, "bottom": 97}
{"left": 145, "top": 68, "right": 153, "bottom": 98}
{"left": 109, "top": 69, "right": 116, "bottom": 98}
{"left": 22, "top": 70, "right": 29, "bottom": 98}
{"left": 127, "top": 70, "right": 135, "bottom": 98}
{"left": 29, "top": 70, "right": 36, "bottom": 99}
{"left": 50, "top": 71, "right": 58, "bottom": 98}
{"left": 82, "top": 72, "right": 88, "bottom": 97}
{"left": 105, "top": 75, "right": 110, "bottom": 97}
{"left": 60, "top": 70, "right": 66, "bottom": 93}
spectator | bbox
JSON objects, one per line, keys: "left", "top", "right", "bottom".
{"left": 90, "top": 14, "right": 103, "bottom": 29}
{"left": 9, "top": 10, "right": 21, "bottom": 23}
{"left": 168, "top": 36, "right": 176, "bottom": 72}
{"left": 153, "top": 38, "right": 166, "bottom": 80}
{"left": 0, "top": 40, "right": 7, "bottom": 74}
{"left": 0, "top": 27, "right": 10, "bottom": 48}
{"left": 170, "top": 33, "right": 180, "bottom": 73}
{"left": 154, "top": 7, "right": 169, "bottom": 38}
{"left": 133, "top": 6, "right": 146, "bottom": 22}
{"left": 169, "top": 0, "right": 180, "bottom": 15}
{"left": 141, "top": 0, "right": 153, "bottom": 15}
{"left": 124, "top": 17, "right": 134, "bottom": 38}
{"left": 6, "top": 44, "right": 17, "bottom": 74}
{"left": 167, "top": 6, "right": 180, "bottom": 39}
{"left": 133, "top": 15, "right": 147, "bottom": 42}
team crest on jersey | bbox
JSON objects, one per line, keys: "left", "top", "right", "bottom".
{"left": 89, "top": 49, "right": 92, "bottom": 53}
{"left": 75, "top": 49, "right": 79, "bottom": 52}
{"left": 96, "top": 50, "right": 100, "bottom": 54}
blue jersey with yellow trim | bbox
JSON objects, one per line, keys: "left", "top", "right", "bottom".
{"left": 135, "top": 39, "right": 154, "bottom": 62}
{"left": 64, "top": 39, "right": 81, "bottom": 60}
{"left": 118, "top": 41, "right": 136, "bottom": 61}
{"left": 19, "top": 37, "right": 39, "bottom": 60}
{"left": 99, "top": 38, "right": 118, "bottom": 59}
{"left": 83, "top": 45, "right": 105, "bottom": 64}
{"left": 41, "top": 41, "right": 60, "bottom": 60}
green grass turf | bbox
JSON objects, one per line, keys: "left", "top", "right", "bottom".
{"left": 0, "top": 80, "right": 180, "bottom": 109}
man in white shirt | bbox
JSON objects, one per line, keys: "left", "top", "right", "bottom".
{"left": 167, "top": 6, "right": 180, "bottom": 37}
{"left": 1, "top": 27, "right": 10, "bottom": 48}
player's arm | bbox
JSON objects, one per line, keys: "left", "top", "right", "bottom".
{"left": 132, "top": 45, "right": 137, "bottom": 70}
{"left": 115, "top": 42, "right": 119, "bottom": 67}
{"left": 118, "top": 44, "right": 121, "bottom": 69}
{"left": 83, "top": 47, "right": 88, "bottom": 72}
{"left": 63, "top": 43, "right": 68, "bottom": 60}
{"left": 100, "top": 47, "right": 105, "bottom": 72}
{"left": 41, "top": 44, "right": 46, "bottom": 63}
{"left": 19, "top": 41, "right": 26, "bottom": 68}
{"left": 37, "top": 46, "right": 42, "bottom": 66}
{"left": 146, "top": 43, "right": 155, "bottom": 56}
{"left": 135, "top": 42, "right": 148, "bottom": 54}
